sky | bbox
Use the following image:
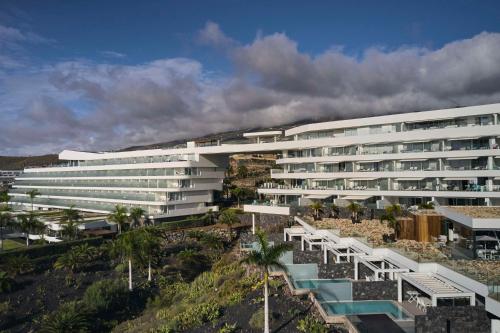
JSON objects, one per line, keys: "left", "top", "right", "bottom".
{"left": 1, "top": 1, "right": 500, "bottom": 155}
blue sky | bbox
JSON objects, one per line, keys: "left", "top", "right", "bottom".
{"left": 1, "top": 1, "right": 500, "bottom": 155}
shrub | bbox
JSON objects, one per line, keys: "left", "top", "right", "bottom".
{"left": 0, "top": 271, "right": 13, "bottom": 293}
{"left": 169, "top": 302, "right": 221, "bottom": 330}
{"left": 0, "top": 300, "right": 9, "bottom": 315}
{"left": 297, "top": 315, "right": 328, "bottom": 333}
{"left": 249, "top": 308, "right": 265, "bottom": 329}
{"left": 39, "top": 301, "right": 90, "bottom": 333}
{"left": 3, "top": 254, "right": 33, "bottom": 277}
{"left": 218, "top": 322, "right": 238, "bottom": 333}
{"left": 82, "top": 279, "right": 129, "bottom": 313}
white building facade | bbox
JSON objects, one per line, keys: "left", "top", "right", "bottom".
{"left": 9, "top": 103, "right": 500, "bottom": 217}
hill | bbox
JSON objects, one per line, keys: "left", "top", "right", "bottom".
{"left": 0, "top": 155, "right": 59, "bottom": 170}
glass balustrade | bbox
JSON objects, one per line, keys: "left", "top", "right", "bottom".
{"left": 17, "top": 167, "right": 206, "bottom": 178}
{"left": 13, "top": 179, "right": 189, "bottom": 188}
{"left": 78, "top": 154, "right": 195, "bottom": 167}
{"left": 10, "top": 188, "right": 157, "bottom": 201}
{"left": 445, "top": 138, "right": 490, "bottom": 151}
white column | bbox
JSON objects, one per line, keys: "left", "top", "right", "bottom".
{"left": 283, "top": 229, "right": 287, "bottom": 242}
{"left": 301, "top": 236, "right": 305, "bottom": 251}
{"left": 324, "top": 246, "right": 328, "bottom": 264}
{"left": 347, "top": 248, "right": 351, "bottom": 263}
{"left": 354, "top": 257, "right": 358, "bottom": 280}
{"left": 470, "top": 294, "right": 476, "bottom": 306}
{"left": 309, "top": 239, "right": 313, "bottom": 251}
{"left": 432, "top": 295, "right": 437, "bottom": 307}
{"left": 397, "top": 276, "right": 403, "bottom": 302}
{"left": 252, "top": 213, "right": 256, "bottom": 235}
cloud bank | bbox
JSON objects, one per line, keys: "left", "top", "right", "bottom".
{"left": 1, "top": 22, "right": 500, "bottom": 155}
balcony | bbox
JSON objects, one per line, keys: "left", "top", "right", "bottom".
{"left": 243, "top": 201, "right": 291, "bottom": 215}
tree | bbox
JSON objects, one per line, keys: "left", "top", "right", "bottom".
{"left": 108, "top": 205, "right": 129, "bottom": 234}
{"left": 129, "top": 207, "right": 146, "bottom": 229}
{"left": 110, "top": 231, "right": 142, "bottom": 291}
{"left": 25, "top": 189, "right": 41, "bottom": 212}
{"left": 17, "top": 212, "right": 45, "bottom": 247}
{"left": 61, "top": 205, "right": 83, "bottom": 240}
{"left": 138, "top": 228, "right": 160, "bottom": 282}
{"left": 0, "top": 211, "right": 14, "bottom": 251}
{"left": 346, "top": 202, "right": 363, "bottom": 223}
{"left": 218, "top": 209, "right": 240, "bottom": 240}
{"left": 241, "top": 231, "right": 293, "bottom": 333}
{"left": 380, "top": 204, "right": 403, "bottom": 238}
{"left": 309, "top": 201, "right": 324, "bottom": 220}
{"left": 0, "top": 192, "right": 11, "bottom": 210}
{"left": 330, "top": 203, "right": 340, "bottom": 219}
{"left": 230, "top": 187, "right": 247, "bottom": 208}
{"left": 0, "top": 271, "right": 13, "bottom": 293}
{"left": 4, "top": 255, "right": 33, "bottom": 277}
{"left": 237, "top": 165, "right": 249, "bottom": 178}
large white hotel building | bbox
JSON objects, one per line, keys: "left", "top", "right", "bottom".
{"left": 9, "top": 103, "right": 500, "bottom": 217}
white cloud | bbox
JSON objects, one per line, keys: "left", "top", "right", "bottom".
{"left": 1, "top": 25, "right": 500, "bottom": 155}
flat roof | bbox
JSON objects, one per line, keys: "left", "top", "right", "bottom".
{"left": 445, "top": 206, "right": 500, "bottom": 219}
{"left": 243, "top": 130, "right": 282, "bottom": 137}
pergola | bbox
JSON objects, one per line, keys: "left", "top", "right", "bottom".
{"left": 354, "top": 255, "right": 409, "bottom": 281}
{"left": 301, "top": 233, "right": 325, "bottom": 251}
{"left": 283, "top": 227, "right": 307, "bottom": 241}
{"left": 397, "top": 272, "right": 476, "bottom": 306}
{"left": 323, "top": 242, "right": 366, "bottom": 264}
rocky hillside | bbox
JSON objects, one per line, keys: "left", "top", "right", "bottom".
{"left": 0, "top": 154, "right": 59, "bottom": 170}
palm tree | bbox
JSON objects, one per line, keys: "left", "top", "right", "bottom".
{"left": 60, "top": 205, "right": 82, "bottom": 240}
{"left": 241, "top": 231, "right": 293, "bottom": 333}
{"left": 380, "top": 204, "right": 402, "bottom": 238}
{"left": 40, "top": 301, "right": 90, "bottom": 333}
{"left": 25, "top": 189, "right": 41, "bottom": 212}
{"left": 0, "top": 211, "right": 14, "bottom": 251}
{"left": 0, "top": 192, "right": 11, "bottom": 210}
{"left": 347, "top": 202, "right": 363, "bottom": 223}
{"left": 138, "top": 228, "right": 160, "bottom": 282}
{"left": 330, "top": 203, "right": 340, "bottom": 219}
{"left": 129, "top": 207, "right": 146, "bottom": 229}
{"left": 230, "top": 187, "right": 246, "bottom": 208}
{"left": 218, "top": 209, "right": 239, "bottom": 240}
{"left": 4, "top": 255, "right": 33, "bottom": 277}
{"left": 110, "top": 231, "right": 142, "bottom": 291}
{"left": 108, "top": 205, "right": 129, "bottom": 234}
{"left": 309, "top": 201, "right": 324, "bottom": 220}
{"left": 17, "top": 213, "right": 45, "bottom": 247}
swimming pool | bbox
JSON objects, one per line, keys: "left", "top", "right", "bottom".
{"left": 321, "top": 300, "right": 411, "bottom": 320}
{"left": 293, "top": 279, "right": 351, "bottom": 289}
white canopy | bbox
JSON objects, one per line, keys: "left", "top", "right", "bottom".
{"left": 342, "top": 195, "right": 373, "bottom": 200}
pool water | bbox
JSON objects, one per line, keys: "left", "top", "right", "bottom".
{"left": 293, "top": 279, "right": 350, "bottom": 289}
{"left": 322, "top": 300, "right": 410, "bottom": 320}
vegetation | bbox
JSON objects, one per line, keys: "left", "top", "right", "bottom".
{"left": 17, "top": 212, "right": 45, "bottom": 246}
{"left": 297, "top": 315, "right": 328, "bottom": 333}
{"left": 130, "top": 207, "right": 146, "bottom": 229}
{"left": 40, "top": 301, "right": 90, "bottom": 333}
{"left": 0, "top": 210, "right": 14, "bottom": 251}
{"left": 108, "top": 205, "right": 129, "bottom": 234}
{"left": 0, "top": 271, "right": 13, "bottom": 293}
{"left": 241, "top": 231, "right": 293, "bottom": 333}
{"left": 418, "top": 201, "right": 435, "bottom": 209}
{"left": 346, "top": 202, "right": 363, "bottom": 223}
{"left": 218, "top": 209, "right": 240, "bottom": 240}
{"left": 380, "top": 204, "right": 403, "bottom": 234}
{"left": 25, "top": 189, "right": 41, "bottom": 212}
{"left": 309, "top": 201, "right": 324, "bottom": 220}
{"left": 109, "top": 231, "right": 143, "bottom": 290}
{"left": 330, "top": 203, "right": 340, "bottom": 218}
{"left": 3, "top": 254, "right": 32, "bottom": 277}
{"left": 60, "top": 206, "right": 83, "bottom": 240}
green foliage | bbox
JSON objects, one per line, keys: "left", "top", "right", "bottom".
{"left": 54, "top": 244, "right": 98, "bottom": 273}
{"left": 249, "top": 308, "right": 265, "bottom": 329}
{"left": 297, "top": 315, "right": 328, "bottom": 333}
{"left": 108, "top": 205, "right": 129, "bottom": 233}
{"left": 218, "top": 322, "right": 238, "bottom": 333}
{"left": 0, "top": 271, "right": 13, "bottom": 293}
{"left": 39, "top": 301, "right": 90, "bottom": 333}
{"left": 3, "top": 254, "right": 33, "bottom": 277}
{"left": 0, "top": 236, "right": 104, "bottom": 261}
{"left": 0, "top": 300, "right": 9, "bottom": 315}
{"left": 418, "top": 202, "right": 435, "bottom": 209}
{"left": 82, "top": 279, "right": 129, "bottom": 313}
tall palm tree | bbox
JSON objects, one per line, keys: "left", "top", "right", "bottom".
{"left": 25, "top": 189, "right": 41, "bottom": 212}
{"left": 230, "top": 187, "right": 246, "bottom": 208}
{"left": 309, "top": 201, "right": 324, "bottom": 220}
{"left": 218, "top": 209, "right": 239, "bottom": 240}
{"left": 241, "top": 231, "right": 292, "bottom": 333}
{"left": 60, "top": 205, "right": 82, "bottom": 240}
{"left": 138, "top": 228, "right": 160, "bottom": 282}
{"left": 0, "top": 211, "right": 14, "bottom": 251}
{"left": 108, "top": 205, "right": 129, "bottom": 234}
{"left": 110, "top": 231, "right": 142, "bottom": 291}
{"left": 347, "top": 202, "right": 363, "bottom": 223}
{"left": 129, "top": 207, "right": 146, "bottom": 229}
{"left": 17, "top": 213, "right": 44, "bottom": 247}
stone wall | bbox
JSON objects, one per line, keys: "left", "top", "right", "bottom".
{"left": 318, "top": 262, "right": 354, "bottom": 279}
{"left": 352, "top": 280, "right": 398, "bottom": 300}
{"left": 414, "top": 306, "right": 491, "bottom": 333}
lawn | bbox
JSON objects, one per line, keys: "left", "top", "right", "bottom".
{"left": 2, "top": 239, "right": 25, "bottom": 251}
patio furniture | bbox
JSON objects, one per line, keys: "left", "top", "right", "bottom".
{"left": 407, "top": 291, "right": 419, "bottom": 303}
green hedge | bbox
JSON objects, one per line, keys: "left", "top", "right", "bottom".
{"left": 0, "top": 237, "right": 105, "bottom": 263}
